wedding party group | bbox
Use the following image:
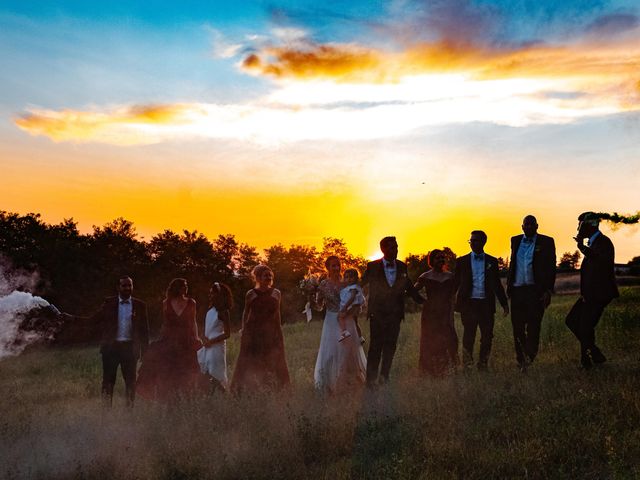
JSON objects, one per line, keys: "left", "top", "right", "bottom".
{"left": 74, "top": 211, "right": 618, "bottom": 407}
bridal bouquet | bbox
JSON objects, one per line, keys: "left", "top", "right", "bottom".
{"left": 299, "top": 274, "right": 321, "bottom": 322}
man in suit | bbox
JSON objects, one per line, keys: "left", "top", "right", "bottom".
{"left": 92, "top": 276, "right": 149, "bottom": 407}
{"left": 454, "top": 230, "right": 509, "bottom": 370}
{"left": 361, "top": 236, "right": 424, "bottom": 386}
{"left": 565, "top": 212, "right": 619, "bottom": 369}
{"left": 507, "top": 215, "right": 556, "bottom": 371}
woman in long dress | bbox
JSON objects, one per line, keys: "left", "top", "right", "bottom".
{"left": 313, "top": 255, "right": 367, "bottom": 395}
{"left": 197, "top": 281, "right": 232, "bottom": 392}
{"left": 230, "top": 265, "right": 290, "bottom": 394}
{"left": 414, "top": 249, "right": 458, "bottom": 377}
{"left": 137, "top": 278, "right": 202, "bottom": 400}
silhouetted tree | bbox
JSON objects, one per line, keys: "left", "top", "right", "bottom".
{"left": 320, "top": 237, "right": 366, "bottom": 274}
{"left": 558, "top": 250, "right": 581, "bottom": 271}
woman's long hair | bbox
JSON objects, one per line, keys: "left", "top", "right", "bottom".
{"left": 165, "top": 278, "right": 187, "bottom": 300}
{"left": 211, "top": 281, "right": 233, "bottom": 311}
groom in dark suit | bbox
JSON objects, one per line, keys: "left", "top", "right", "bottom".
{"left": 454, "top": 230, "right": 509, "bottom": 369}
{"left": 362, "top": 236, "right": 423, "bottom": 386}
{"left": 565, "top": 212, "right": 619, "bottom": 369}
{"left": 92, "top": 276, "right": 149, "bottom": 407}
{"left": 507, "top": 215, "right": 556, "bottom": 370}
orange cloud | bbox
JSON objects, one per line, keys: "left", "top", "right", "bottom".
{"left": 15, "top": 104, "right": 190, "bottom": 145}
{"left": 240, "top": 39, "right": 640, "bottom": 91}
{"left": 242, "top": 44, "right": 384, "bottom": 82}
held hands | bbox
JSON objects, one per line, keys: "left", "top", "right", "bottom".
{"left": 502, "top": 304, "right": 510, "bottom": 317}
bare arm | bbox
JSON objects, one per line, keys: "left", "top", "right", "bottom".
{"left": 273, "top": 289, "right": 282, "bottom": 325}
{"left": 340, "top": 289, "right": 358, "bottom": 313}
{"left": 205, "top": 310, "right": 231, "bottom": 346}
{"left": 241, "top": 290, "right": 256, "bottom": 330}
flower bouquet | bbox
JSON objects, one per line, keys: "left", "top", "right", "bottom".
{"left": 299, "top": 274, "right": 320, "bottom": 322}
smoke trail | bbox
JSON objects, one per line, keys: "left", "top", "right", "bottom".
{"left": 595, "top": 211, "right": 640, "bottom": 225}
{"left": 0, "top": 291, "right": 53, "bottom": 359}
{"left": 0, "top": 259, "right": 61, "bottom": 359}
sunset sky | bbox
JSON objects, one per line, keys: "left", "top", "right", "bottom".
{"left": 1, "top": 0, "right": 639, "bottom": 262}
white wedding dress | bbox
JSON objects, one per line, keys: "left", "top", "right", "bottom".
{"left": 314, "top": 280, "right": 367, "bottom": 394}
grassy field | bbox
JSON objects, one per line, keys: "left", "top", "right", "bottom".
{"left": 1, "top": 288, "right": 639, "bottom": 479}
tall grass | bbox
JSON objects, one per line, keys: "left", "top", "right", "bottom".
{"left": 1, "top": 289, "right": 639, "bottom": 479}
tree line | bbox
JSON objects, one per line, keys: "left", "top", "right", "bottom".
{"left": 2, "top": 210, "right": 636, "bottom": 340}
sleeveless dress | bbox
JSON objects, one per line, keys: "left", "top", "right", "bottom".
{"left": 197, "top": 307, "right": 228, "bottom": 388}
{"left": 314, "top": 280, "right": 367, "bottom": 394}
{"left": 418, "top": 277, "right": 458, "bottom": 376}
{"left": 137, "top": 298, "right": 201, "bottom": 400}
{"left": 230, "top": 288, "right": 290, "bottom": 394}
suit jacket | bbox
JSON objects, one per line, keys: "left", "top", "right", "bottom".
{"left": 507, "top": 233, "right": 556, "bottom": 297}
{"left": 94, "top": 296, "right": 149, "bottom": 359}
{"left": 361, "top": 259, "right": 423, "bottom": 322}
{"left": 579, "top": 232, "right": 619, "bottom": 304}
{"left": 454, "top": 253, "right": 508, "bottom": 313}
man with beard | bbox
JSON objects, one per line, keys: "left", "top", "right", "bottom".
{"left": 362, "top": 236, "right": 424, "bottom": 387}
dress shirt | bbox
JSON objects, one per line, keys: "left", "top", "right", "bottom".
{"left": 587, "top": 230, "right": 601, "bottom": 247}
{"left": 470, "top": 252, "right": 486, "bottom": 299}
{"left": 514, "top": 234, "right": 536, "bottom": 286}
{"left": 116, "top": 296, "right": 133, "bottom": 341}
{"left": 383, "top": 259, "right": 397, "bottom": 287}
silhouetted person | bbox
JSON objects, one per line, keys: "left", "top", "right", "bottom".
{"left": 507, "top": 215, "right": 556, "bottom": 371}
{"left": 361, "top": 236, "right": 423, "bottom": 386}
{"left": 91, "top": 276, "right": 149, "bottom": 407}
{"left": 565, "top": 212, "right": 619, "bottom": 369}
{"left": 454, "top": 230, "right": 509, "bottom": 370}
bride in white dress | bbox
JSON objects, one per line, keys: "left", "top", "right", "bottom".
{"left": 197, "top": 282, "right": 232, "bottom": 392}
{"left": 313, "top": 256, "right": 367, "bottom": 394}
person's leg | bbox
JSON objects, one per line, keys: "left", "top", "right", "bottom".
{"left": 101, "top": 346, "right": 119, "bottom": 407}
{"left": 525, "top": 293, "right": 544, "bottom": 363}
{"left": 580, "top": 300, "right": 608, "bottom": 364}
{"left": 379, "top": 321, "right": 401, "bottom": 382}
{"left": 460, "top": 309, "right": 479, "bottom": 366}
{"left": 565, "top": 299, "right": 583, "bottom": 340}
{"left": 477, "top": 305, "right": 495, "bottom": 368}
{"left": 120, "top": 343, "right": 137, "bottom": 407}
{"left": 510, "top": 288, "right": 527, "bottom": 366}
{"left": 366, "top": 317, "right": 384, "bottom": 386}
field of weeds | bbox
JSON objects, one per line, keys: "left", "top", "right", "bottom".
{"left": 1, "top": 288, "right": 639, "bottom": 479}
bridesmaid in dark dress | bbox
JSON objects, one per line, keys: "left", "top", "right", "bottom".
{"left": 137, "top": 278, "right": 202, "bottom": 400}
{"left": 414, "top": 249, "right": 458, "bottom": 377}
{"left": 230, "top": 265, "right": 290, "bottom": 394}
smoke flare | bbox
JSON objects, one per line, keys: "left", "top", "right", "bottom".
{"left": 595, "top": 211, "right": 640, "bottom": 225}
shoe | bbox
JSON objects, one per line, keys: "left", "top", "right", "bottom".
{"left": 338, "top": 330, "right": 352, "bottom": 342}
{"left": 580, "top": 354, "right": 593, "bottom": 370}
{"left": 590, "top": 348, "right": 607, "bottom": 365}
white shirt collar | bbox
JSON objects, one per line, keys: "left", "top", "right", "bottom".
{"left": 471, "top": 251, "right": 485, "bottom": 260}
{"left": 383, "top": 259, "right": 396, "bottom": 267}
{"left": 522, "top": 234, "right": 537, "bottom": 244}
{"left": 588, "top": 230, "right": 601, "bottom": 246}
{"left": 119, "top": 296, "right": 131, "bottom": 304}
